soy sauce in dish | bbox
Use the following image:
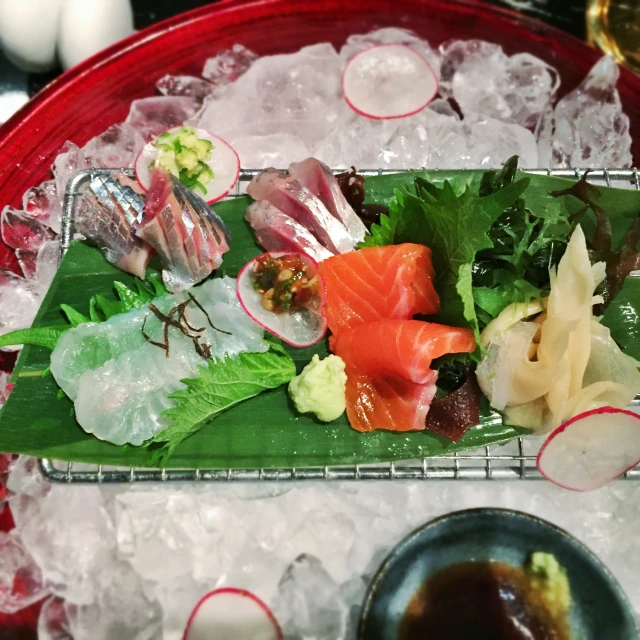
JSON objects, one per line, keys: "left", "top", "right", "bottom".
{"left": 399, "top": 561, "right": 571, "bottom": 640}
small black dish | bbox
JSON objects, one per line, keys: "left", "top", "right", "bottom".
{"left": 358, "top": 508, "right": 637, "bottom": 640}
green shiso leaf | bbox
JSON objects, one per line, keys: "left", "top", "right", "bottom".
{"left": 146, "top": 341, "right": 296, "bottom": 464}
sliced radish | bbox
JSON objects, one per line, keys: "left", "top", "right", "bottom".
{"left": 183, "top": 588, "right": 283, "bottom": 640}
{"left": 135, "top": 126, "right": 240, "bottom": 204}
{"left": 237, "top": 251, "right": 327, "bottom": 348}
{"left": 537, "top": 407, "right": 640, "bottom": 492}
{"left": 342, "top": 44, "right": 438, "bottom": 120}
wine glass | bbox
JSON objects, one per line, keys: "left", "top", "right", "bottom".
{"left": 587, "top": 0, "right": 640, "bottom": 73}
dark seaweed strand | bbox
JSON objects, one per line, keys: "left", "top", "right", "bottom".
{"left": 149, "top": 303, "right": 182, "bottom": 330}
{"left": 150, "top": 302, "right": 202, "bottom": 340}
{"left": 187, "top": 292, "right": 232, "bottom": 335}
{"left": 194, "top": 341, "right": 213, "bottom": 360}
{"left": 179, "top": 310, "right": 205, "bottom": 334}
{"left": 147, "top": 302, "right": 201, "bottom": 358}
{"left": 143, "top": 300, "right": 225, "bottom": 361}
{"left": 142, "top": 314, "right": 170, "bottom": 357}
{"left": 173, "top": 300, "right": 205, "bottom": 335}
{"left": 172, "top": 300, "right": 215, "bottom": 360}
{"left": 168, "top": 301, "right": 214, "bottom": 359}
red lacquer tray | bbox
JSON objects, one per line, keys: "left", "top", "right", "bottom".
{"left": 0, "top": 0, "right": 639, "bottom": 220}
{"left": 0, "top": 3, "right": 638, "bottom": 633}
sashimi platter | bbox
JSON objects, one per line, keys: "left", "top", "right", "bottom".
{"left": 1, "top": 32, "right": 639, "bottom": 491}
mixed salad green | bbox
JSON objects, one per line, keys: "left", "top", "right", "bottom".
{"left": 364, "top": 157, "right": 640, "bottom": 370}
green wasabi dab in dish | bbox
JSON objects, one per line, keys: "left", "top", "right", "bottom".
{"left": 528, "top": 551, "right": 572, "bottom": 614}
{"left": 289, "top": 354, "right": 347, "bottom": 422}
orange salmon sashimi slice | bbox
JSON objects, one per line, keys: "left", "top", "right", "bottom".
{"left": 318, "top": 244, "right": 440, "bottom": 338}
{"left": 332, "top": 320, "right": 476, "bottom": 433}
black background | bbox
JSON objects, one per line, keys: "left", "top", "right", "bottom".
{"left": 127, "top": 0, "right": 588, "bottom": 37}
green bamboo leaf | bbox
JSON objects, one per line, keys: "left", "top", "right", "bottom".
{"left": 0, "top": 326, "right": 68, "bottom": 350}
{"left": 113, "top": 282, "right": 147, "bottom": 312}
{"left": 0, "top": 170, "right": 637, "bottom": 469}
{"left": 60, "top": 304, "right": 89, "bottom": 327}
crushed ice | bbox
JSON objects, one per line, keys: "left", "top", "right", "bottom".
{"left": 0, "top": 30, "right": 631, "bottom": 340}
{"left": 0, "top": 29, "right": 635, "bottom": 638}
{"left": 3, "top": 461, "right": 640, "bottom": 638}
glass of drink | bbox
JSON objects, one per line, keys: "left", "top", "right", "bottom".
{"left": 587, "top": 0, "right": 640, "bottom": 74}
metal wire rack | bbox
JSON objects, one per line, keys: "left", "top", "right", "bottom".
{"left": 39, "top": 166, "right": 640, "bottom": 484}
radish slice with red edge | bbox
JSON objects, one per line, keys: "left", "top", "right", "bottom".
{"left": 342, "top": 44, "right": 438, "bottom": 119}
{"left": 183, "top": 588, "right": 282, "bottom": 640}
{"left": 135, "top": 126, "right": 240, "bottom": 204}
{"left": 237, "top": 251, "right": 327, "bottom": 348}
{"left": 536, "top": 407, "right": 640, "bottom": 492}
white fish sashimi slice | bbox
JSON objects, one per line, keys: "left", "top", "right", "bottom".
{"left": 52, "top": 277, "right": 268, "bottom": 446}
{"left": 50, "top": 294, "right": 178, "bottom": 400}
{"left": 245, "top": 200, "right": 335, "bottom": 263}
{"left": 75, "top": 335, "right": 200, "bottom": 446}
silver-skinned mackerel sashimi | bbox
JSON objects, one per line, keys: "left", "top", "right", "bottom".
{"left": 288, "top": 157, "right": 367, "bottom": 243}
{"left": 244, "top": 200, "right": 335, "bottom": 263}
{"left": 136, "top": 168, "right": 231, "bottom": 292}
{"left": 246, "top": 168, "right": 355, "bottom": 254}
{"left": 77, "top": 173, "right": 155, "bottom": 279}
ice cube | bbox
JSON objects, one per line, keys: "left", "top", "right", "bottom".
{"left": 273, "top": 554, "right": 348, "bottom": 640}
{"left": 0, "top": 530, "right": 49, "bottom": 614}
{"left": 153, "top": 574, "right": 205, "bottom": 640}
{"left": 82, "top": 122, "right": 146, "bottom": 170}
{"left": 38, "top": 596, "right": 72, "bottom": 640}
{"left": 340, "top": 28, "right": 441, "bottom": 80}
{"left": 52, "top": 141, "right": 88, "bottom": 210}
{"left": 156, "top": 74, "right": 214, "bottom": 105}
{"left": 64, "top": 561, "right": 162, "bottom": 640}
{"left": 429, "top": 97, "right": 462, "bottom": 119}
{"left": 1, "top": 206, "right": 57, "bottom": 252}
{"left": 230, "top": 133, "right": 311, "bottom": 169}
{"left": 381, "top": 110, "right": 538, "bottom": 169}
{"left": 115, "top": 491, "right": 203, "bottom": 584}
{"left": 340, "top": 575, "right": 368, "bottom": 639}
{"left": 0, "top": 269, "right": 44, "bottom": 338}
{"left": 15, "top": 249, "right": 37, "bottom": 279}
{"left": 439, "top": 40, "right": 560, "bottom": 131}
{"left": 12, "top": 485, "right": 116, "bottom": 605}
{"left": 0, "top": 452, "right": 15, "bottom": 509}
{"left": 535, "top": 105, "right": 555, "bottom": 168}
{"left": 377, "top": 111, "right": 432, "bottom": 169}
{"left": 201, "top": 44, "right": 258, "bottom": 87}
{"left": 540, "top": 56, "right": 632, "bottom": 168}
{"left": 222, "top": 546, "right": 289, "bottom": 605}
{"left": 6, "top": 456, "right": 49, "bottom": 499}
{"left": 195, "top": 44, "right": 346, "bottom": 151}
{"left": 125, "top": 96, "right": 200, "bottom": 141}
{"left": 314, "top": 112, "right": 400, "bottom": 169}
{"left": 35, "top": 241, "right": 60, "bottom": 288}
{"left": 22, "top": 180, "right": 62, "bottom": 234}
